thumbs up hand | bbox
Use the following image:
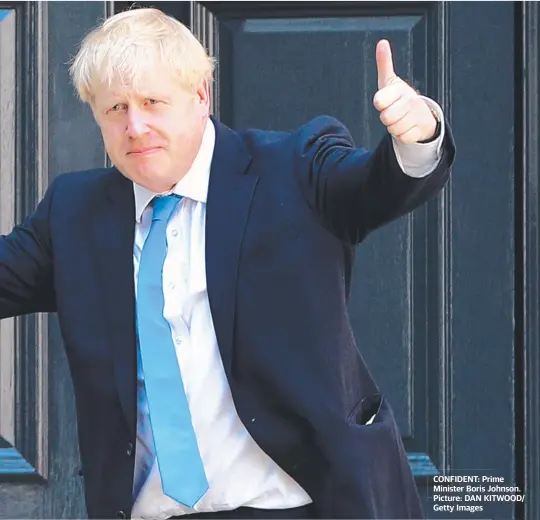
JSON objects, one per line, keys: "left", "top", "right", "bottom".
{"left": 373, "top": 40, "right": 438, "bottom": 144}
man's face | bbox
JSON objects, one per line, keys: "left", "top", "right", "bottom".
{"left": 92, "top": 72, "right": 210, "bottom": 193}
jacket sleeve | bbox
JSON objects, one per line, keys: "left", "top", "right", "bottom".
{"left": 0, "top": 177, "right": 58, "bottom": 318}
{"left": 293, "top": 115, "right": 456, "bottom": 244}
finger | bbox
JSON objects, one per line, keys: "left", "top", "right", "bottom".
{"left": 373, "top": 82, "right": 407, "bottom": 112}
{"left": 395, "top": 126, "right": 423, "bottom": 145}
{"left": 386, "top": 114, "right": 417, "bottom": 139}
{"left": 376, "top": 39, "right": 397, "bottom": 89}
{"left": 379, "top": 94, "right": 415, "bottom": 127}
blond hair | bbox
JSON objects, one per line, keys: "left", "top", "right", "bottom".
{"left": 69, "top": 7, "right": 215, "bottom": 104}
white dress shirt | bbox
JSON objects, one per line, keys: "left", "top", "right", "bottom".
{"left": 130, "top": 103, "right": 446, "bottom": 520}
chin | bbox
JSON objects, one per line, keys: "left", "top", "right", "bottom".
{"left": 139, "top": 175, "right": 177, "bottom": 193}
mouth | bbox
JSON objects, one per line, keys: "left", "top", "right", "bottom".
{"left": 128, "top": 147, "right": 161, "bottom": 156}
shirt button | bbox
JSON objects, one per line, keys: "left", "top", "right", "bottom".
{"left": 126, "top": 442, "right": 134, "bottom": 457}
{"left": 168, "top": 282, "right": 176, "bottom": 290}
{"left": 171, "top": 229, "right": 178, "bottom": 237}
{"left": 175, "top": 337, "right": 183, "bottom": 345}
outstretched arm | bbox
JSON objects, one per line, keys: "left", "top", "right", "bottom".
{"left": 0, "top": 179, "right": 57, "bottom": 318}
{"left": 295, "top": 40, "right": 456, "bottom": 244}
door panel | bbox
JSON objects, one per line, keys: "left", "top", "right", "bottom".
{"left": 0, "top": 2, "right": 109, "bottom": 518}
{"left": 214, "top": 3, "right": 427, "bottom": 453}
{"left": 445, "top": 4, "right": 515, "bottom": 519}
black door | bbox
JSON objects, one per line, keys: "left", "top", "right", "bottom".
{"left": 188, "top": 2, "right": 517, "bottom": 519}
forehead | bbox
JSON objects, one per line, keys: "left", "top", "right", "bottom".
{"left": 92, "top": 71, "right": 184, "bottom": 105}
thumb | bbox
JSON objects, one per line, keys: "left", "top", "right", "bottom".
{"left": 376, "top": 39, "right": 397, "bottom": 89}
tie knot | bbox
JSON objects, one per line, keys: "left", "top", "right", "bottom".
{"left": 152, "top": 195, "right": 181, "bottom": 222}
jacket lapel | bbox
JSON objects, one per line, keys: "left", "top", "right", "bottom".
{"left": 92, "top": 170, "right": 137, "bottom": 437}
{"left": 206, "top": 119, "right": 258, "bottom": 379}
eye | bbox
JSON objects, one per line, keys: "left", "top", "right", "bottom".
{"left": 109, "top": 103, "right": 126, "bottom": 112}
{"left": 146, "top": 99, "right": 160, "bottom": 106}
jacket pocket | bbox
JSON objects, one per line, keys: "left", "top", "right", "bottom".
{"left": 347, "top": 393, "right": 383, "bottom": 426}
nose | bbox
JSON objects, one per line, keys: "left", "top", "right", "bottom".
{"left": 126, "top": 107, "right": 149, "bottom": 138}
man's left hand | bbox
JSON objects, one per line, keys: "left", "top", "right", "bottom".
{"left": 373, "top": 39, "right": 438, "bottom": 145}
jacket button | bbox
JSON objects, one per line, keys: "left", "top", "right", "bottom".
{"left": 116, "top": 511, "right": 126, "bottom": 519}
{"left": 126, "top": 442, "right": 134, "bottom": 457}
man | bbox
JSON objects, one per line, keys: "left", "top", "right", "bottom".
{"left": 0, "top": 7, "right": 455, "bottom": 520}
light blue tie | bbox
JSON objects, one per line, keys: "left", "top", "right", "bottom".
{"left": 136, "top": 195, "right": 209, "bottom": 507}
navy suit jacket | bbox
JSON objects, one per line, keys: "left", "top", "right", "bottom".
{"left": 0, "top": 116, "right": 455, "bottom": 519}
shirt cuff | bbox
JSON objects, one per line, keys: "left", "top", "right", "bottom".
{"left": 391, "top": 96, "right": 446, "bottom": 178}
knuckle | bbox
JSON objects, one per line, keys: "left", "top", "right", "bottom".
{"left": 387, "top": 122, "right": 398, "bottom": 135}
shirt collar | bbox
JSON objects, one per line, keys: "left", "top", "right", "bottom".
{"left": 133, "top": 118, "right": 216, "bottom": 222}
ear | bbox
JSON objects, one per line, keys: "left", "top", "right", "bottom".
{"left": 195, "top": 79, "right": 211, "bottom": 115}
